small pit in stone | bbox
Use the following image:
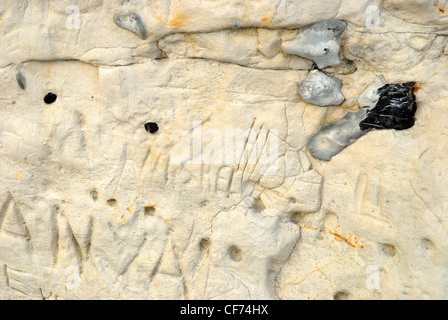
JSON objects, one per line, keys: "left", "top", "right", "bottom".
{"left": 107, "top": 199, "right": 118, "bottom": 207}
{"left": 44, "top": 92, "right": 57, "bottom": 104}
{"left": 290, "top": 212, "right": 304, "bottom": 224}
{"left": 200, "top": 238, "right": 211, "bottom": 251}
{"left": 144, "top": 206, "right": 156, "bottom": 216}
{"left": 334, "top": 291, "right": 349, "bottom": 300}
{"left": 380, "top": 244, "right": 397, "bottom": 257}
{"left": 421, "top": 238, "right": 434, "bottom": 250}
{"left": 229, "top": 245, "right": 242, "bottom": 262}
{"left": 91, "top": 190, "right": 99, "bottom": 201}
{"left": 145, "top": 122, "right": 159, "bottom": 134}
{"left": 253, "top": 198, "right": 265, "bottom": 212}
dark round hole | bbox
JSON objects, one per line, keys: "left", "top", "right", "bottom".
{"left": 290, "top": 212, "right": 303, "bottom": 224}
{"left": 199, "top": 238, "right": 210, "bottom": 251}
{"left": 144, "top": 206, "right": 155, "bottom": 216}
{"left": 90, "top": 189, "right": 99, "bottom": 201}
{"left": 44, "top": 93, "right": 57, "bottom": 104}
{"left": 229, "top": 245, "right": 242, "bottom": 262}
{"left": 144, "top": 122, "right": 159, "bottom": 134}
{"left": 334, "top": 291, "right": 349, "bottom": 300}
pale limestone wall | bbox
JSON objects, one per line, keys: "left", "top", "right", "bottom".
{"left": 0, "top": 0, "right": 447, "bottom": 300}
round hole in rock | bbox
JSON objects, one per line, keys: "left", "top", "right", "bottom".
{"left": 229, "top": 245, "right": 242, "bottom": 262}
{"left": 253, "top": 197, "right": 265, "bottom": 212}
{"left": 44, "top": 92, "right": 57, "bottom": 104}
{"left": 421, "top": 238, "right": 434, "bottom": 250}
{"left": 334, "top": 291, "right": 349, "bottom": 300}
{"left": 199, "top": 238, "right": 210, "bottom": 251}
{"left": 91, "top": 190, "right": 99, "bottom": 201}
{"left": 290, "top": 212, "right": 304, "bottom": 224}
{"left": 144, "top": 122, "right": 159, "bottom": 134}
{"left": 380, "top": 244, "right": 397, "bottom": 257}
{"left": 144, "top": 206, "right": 155, "bottom": 216}
{"left": 107, "top": 199, "right": 117, "bottom": 207}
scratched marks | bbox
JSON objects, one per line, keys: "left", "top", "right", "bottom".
{"left": 215, "top": 121, "right": 285, "bottom": 200}
{"left": 0, "top": 264, "right": 7, "bottom": 286}
{"left": 50, "top": 109, "right": 90, "bottom": 167}
{"left": 0, "top": 195, "right": 39, "bottom": 297}
{"left": 351, "top": 170, "right": 402, "bottom": 245}
{"left": 353, "top": 169, "right": 398, "bottom": 232}
{"left": 149, "top": 237, "right": 188, "bottom": 299}
{"left": 354, "top": 170, "right": 385, "bottom": 221}
{"left": 54, "top": 209, "right": 83, "bottom": 273}
{"left": 3, "top": 266, "right": 41, "bottom": 296}
{"left": 0, "top": 196, "right": 31, "bottom": 239}
{"left": 91, "top": 213, "right": 159, "bottom": 279}
{"left": 354, "top": 173, "right": 369, "bottom": 216}
{"left": 0, "top": 195, "right": 13, "bottom": 232}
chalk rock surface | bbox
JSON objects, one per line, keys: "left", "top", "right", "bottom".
{"left": 1, "top": 0, "right": 448, "bottom": 300}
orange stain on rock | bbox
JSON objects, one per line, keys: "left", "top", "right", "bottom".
{"left": 341, "top": 103, "right": 360, "bottom": 111}
{"left": 329, "top": 225, "right": 365, "bottom": 249}
{"left": 261, "top": 16, "right": 273, "bottom": 25}
{"left": 301, "top": 226, "right": 318, "bottom": 231}
{"left": 15, "top": 173, "right": 23, "bottom": 179}
{"left": 168, "top": 13, "right": 190, "bottom": 28}
{"left": 434, "top": 3, "right": 446, "bottom": 14}
{"left": 414, "top": 83, "right": 424, "bottom": 92}
{"left": 312, "top": 285, "right": 331, "bottom": 300}
{"left": 261, "top": 12, "right": 274, "bottom": 25}
{"left": 414, "top": 71, "right": 438, "bottom": 92}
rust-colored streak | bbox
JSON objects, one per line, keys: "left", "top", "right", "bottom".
{"left": 414, "top": 71, "right": 438, "bottom": 92}
{"left": 261, "top": 17, "right": 272, "bottom": 25}
{"left": 168, "top": 13, "right": 189, "bottom": 28}
{"left": 301, "top": 226, "right": 318, "bottom": 231}
{"left": 329, "top": 225, "right": 365, "bottom": 249}
{"left": 414, "top": 84, "right": 423, "bottom": 92}
{"left": 261, "top": 13, "right": 274, "bottom": 26}
{"left": 341, "top": 103, "right": 360, "bottom": 111}
{"left": 434, "top": 4, "right": 446, "bottom": 14}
